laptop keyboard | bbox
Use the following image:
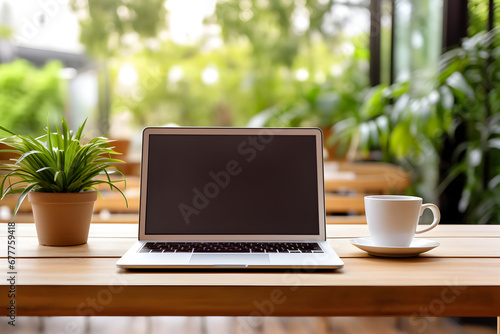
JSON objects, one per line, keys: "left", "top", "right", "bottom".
{"left": 139, "top": 242, "right": 324, "bottom": 254}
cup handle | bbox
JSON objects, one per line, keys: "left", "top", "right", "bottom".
{"left": 415, "top": 203, "right": 441, "bottom": 234}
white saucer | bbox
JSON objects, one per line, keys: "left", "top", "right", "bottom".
{"left": 350, "top": 237, "right": 440, "bottom": 257}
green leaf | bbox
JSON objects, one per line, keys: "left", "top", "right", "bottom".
{"left": 446, "top": 72, "right": 474, "bottom": 100}
{"left": 14, "top": 183, "right": 37, "bottom": 216}
{"left": 360, "top": 85, "right": 388, "bottom": 118}
{"left": 391, "top": 94, "right": 410, "bottom": 123}
{"left": 389, "top": 123, "right": 413, "bottom": 158}
{"left": 36, "top": 166, "right": 52, "bottom": 173}
{"left": 75, "top": 118, "right": 88, "bottom": 140}
{"left": 0, "top": 125, "right": 16, "bottom": 136}
{"left": 62, "top": 117, "right": 70, "bottom": 149}
{"left": 15, "top": 150, "right": 42, "bottom": 166}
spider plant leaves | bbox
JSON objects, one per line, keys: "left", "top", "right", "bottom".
{"left": 14, "top": 183, "right": 37, "bottom": 216}
{"left": 14, "top": 150, "right": 41, "bottom": 166}
{"left": 0, "top": 117, "right": 128, "bottom": 216}
{"left": 2, "top": 179, "right": 30, "bottom": 198}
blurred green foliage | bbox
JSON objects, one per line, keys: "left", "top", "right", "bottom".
{"left": 247, "top": 56, "right": 368, "bottom": 128}
{"left": 468, "top": 0, "right": 500, "bottom": 36}
{"left": 0, "top": 24, "right": 13, "bottom": 39}
{"left": 71, "top": 0, "right": 166, "bottom": 57}
{"left": 333, "top": 29, "right": 500, "bottom": 223}
{"left": 0, "top": 60, "right": 64, "bottom": 137}
{"left": 72, "top": 0, "right": 370, "bottom": 127}
{"left": 216, "top": 0, "right": 352, "bottom": 67}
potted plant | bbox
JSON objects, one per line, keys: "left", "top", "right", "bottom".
{"left": 0, "top": 117, "right": 127, "bottom": 246}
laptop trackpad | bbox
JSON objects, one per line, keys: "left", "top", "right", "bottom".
{"left": 189, "top": 254, "right": 270, "bottom": 265}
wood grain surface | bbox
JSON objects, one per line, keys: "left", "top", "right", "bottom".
{"left": 1, "top": 223, "right": 499, "bottom": 320}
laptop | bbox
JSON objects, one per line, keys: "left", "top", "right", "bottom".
{"left": 116, "top": 127, "right": 344, "bottom": 269}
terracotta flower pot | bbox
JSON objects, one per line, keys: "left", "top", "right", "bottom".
{"left": 28, "top": 191, "right": 98, "bottom": 246}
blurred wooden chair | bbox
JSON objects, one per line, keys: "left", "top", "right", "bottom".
{"left": 324, "top": 161, "right": 411, "bottom": 224}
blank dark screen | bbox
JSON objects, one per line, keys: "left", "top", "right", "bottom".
{"left": 145, "top": 133, "right": 320, "bottom": 235}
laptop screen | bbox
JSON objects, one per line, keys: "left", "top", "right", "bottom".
{"left": 144, "top": 131, "right": 321, "bottom": 236}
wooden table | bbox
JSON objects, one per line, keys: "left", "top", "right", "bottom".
{"left": 0, "top": 223, "right": 499, "bottom": 333}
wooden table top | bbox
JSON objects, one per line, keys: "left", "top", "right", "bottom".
{"left": 1, "top": 223, "right": 500, "bottom": 319}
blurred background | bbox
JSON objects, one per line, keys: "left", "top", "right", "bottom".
{"left": 1, "top": 0, "right": 498, "bottom": 225}
{"left": 1, "top": 1, "right": 499, "bottom": 221}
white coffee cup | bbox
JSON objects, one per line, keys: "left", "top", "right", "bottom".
{"left": 364, "top": 195, "right": 441, "bottom": 247}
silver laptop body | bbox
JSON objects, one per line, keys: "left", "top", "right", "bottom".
{"left": 117, "top": 127, "right": 343, "bottom": 269}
